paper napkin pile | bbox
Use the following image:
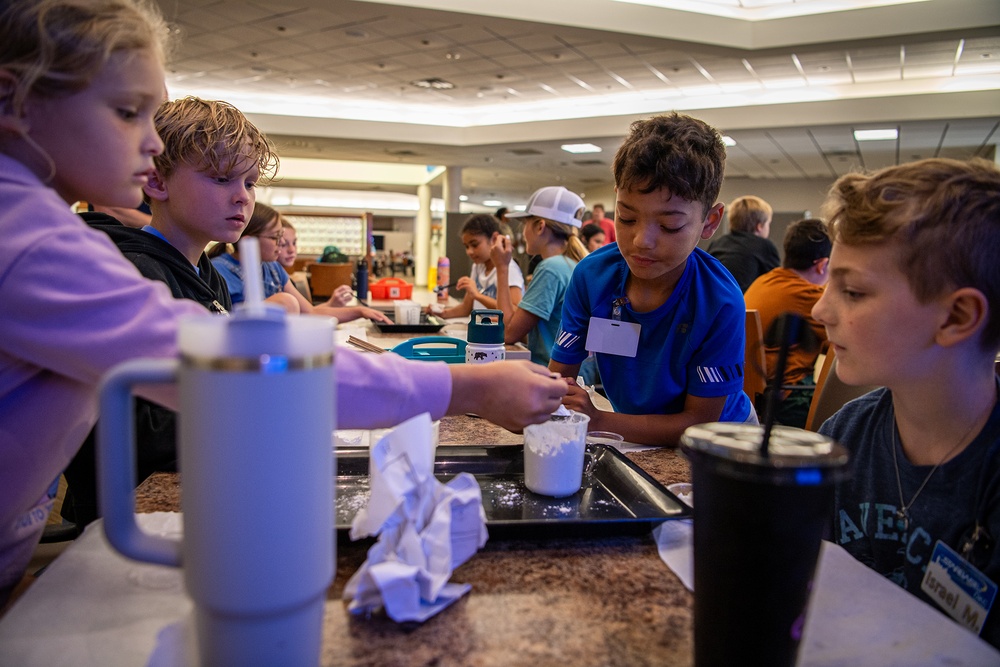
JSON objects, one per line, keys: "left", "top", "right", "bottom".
{"left": 343, "top": 413, "right": 488, "bottom": 622}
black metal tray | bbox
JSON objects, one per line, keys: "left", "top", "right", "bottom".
{"left": 373, "top": 312, "right": 445, "bottom": 333}
{"left": 335, "top": 444, "right": 690, "bottom": 538}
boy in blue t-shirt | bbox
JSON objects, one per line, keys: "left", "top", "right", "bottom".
{"left": 549, "top": 113, "right": 754, "bottom": 446}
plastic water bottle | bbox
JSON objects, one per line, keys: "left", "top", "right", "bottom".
{"left": 436, "top": 256, "right": 450, "bottom": 304}
{"left": 466, "top": 309, "right": 505, "bottom": 364}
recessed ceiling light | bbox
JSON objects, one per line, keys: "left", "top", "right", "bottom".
{"left": 721, "top": 135, "right": 736, "bottom": 147}
{"left": 561, "top": 143, "right": 602, "bottom": 154}
{"left": 459, "top": 195, "right": 468, "bottom": 202}
{"left": 854, "top": 128, "right": 898, "bottom": 141}
{"left": 410, "top": 78, "right": 455, "bottom": 90}
{"left": 483, "top": 199, "right": 502, "bottom": 207}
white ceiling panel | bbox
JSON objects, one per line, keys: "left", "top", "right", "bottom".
{"left": 154, "top": 0, "right": 999, "bottom": 207}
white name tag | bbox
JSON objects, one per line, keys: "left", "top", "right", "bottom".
{"left": 920, "top": 540, "right": 996, "bottom": 635}
{"left": 585, "top": 317, "right": 640, "bottom": 358}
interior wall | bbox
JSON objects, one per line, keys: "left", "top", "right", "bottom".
{"left": 719, "top": 178, "right": 832, "bottom": 222}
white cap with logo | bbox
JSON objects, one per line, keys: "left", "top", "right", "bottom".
{"left": 507, "top": 186, "right": 586, "bottom": 228}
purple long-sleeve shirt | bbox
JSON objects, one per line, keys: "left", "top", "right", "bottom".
{"left": 0, "top": 154, "right": 450, "bottom": 596}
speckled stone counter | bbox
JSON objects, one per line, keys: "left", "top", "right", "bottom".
{"left": 134, "top": 415, "right": 694, "bottom": 667}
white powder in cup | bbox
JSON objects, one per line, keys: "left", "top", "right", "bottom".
{"left": 524, "top": 413, "right": 589, "bottom": 497}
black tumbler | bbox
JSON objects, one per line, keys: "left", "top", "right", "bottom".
{"left": 680, "top": 423, "right": 849, "bottom": 667}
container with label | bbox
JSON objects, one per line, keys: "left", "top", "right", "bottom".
{"left": 466, "top": 309, "right": 505, "bottom": 364}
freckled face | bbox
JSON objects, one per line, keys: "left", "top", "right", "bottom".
{"left": 812, "top": 241, "right": 944, "bottom": 388}
{"left": 614, "top": 186, "right": 722, "bottom": 289}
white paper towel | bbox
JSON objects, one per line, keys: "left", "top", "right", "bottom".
{"left": 343, "top": 413, "right": 489, "bottom": 622}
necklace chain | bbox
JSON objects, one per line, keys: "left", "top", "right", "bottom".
{"left": 890, "top": 406, "right": 986, "bottom": 532}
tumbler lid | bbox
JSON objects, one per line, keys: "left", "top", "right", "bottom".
{"left": 468, "top": 309, "right": 505, "bottom": 344}
{"left": 680, "top": 423, "right": 849, "bottom": 485}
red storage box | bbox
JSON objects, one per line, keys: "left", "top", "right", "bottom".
{"left": 370, "top": 277, "right": 413, "bottom": 300}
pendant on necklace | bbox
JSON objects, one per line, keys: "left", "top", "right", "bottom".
{"left": 896, "top": 508, "right": 909, "bottom": 532}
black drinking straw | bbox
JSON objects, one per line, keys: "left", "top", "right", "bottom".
{"left": 760, "top": 313, "right": 806, "bottom": 457}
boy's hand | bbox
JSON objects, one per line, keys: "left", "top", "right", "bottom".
{"left": 491, "top": 234, "right": 513, "bottom": 268}
{"left": 561, "top": 382, "right": 598, "bottom": 422}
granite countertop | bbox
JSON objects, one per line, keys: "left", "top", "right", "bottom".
{"left": 134, "top": 415, "right": 695, "bottom": 667}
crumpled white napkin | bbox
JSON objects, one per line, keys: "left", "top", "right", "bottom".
{"left": 343, "top": 412, "right": 488, "bottom": 622}
{"left": 652, "top": 520, "right": 694, "bottom": 591}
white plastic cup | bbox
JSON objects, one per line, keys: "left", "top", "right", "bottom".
{"left": 523, "top": 412, "right": 590, "bottom": 497}
{"left": 393, "top": 300, "right": 421, "bottom": 325}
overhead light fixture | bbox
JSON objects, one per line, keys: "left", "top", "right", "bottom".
{"left": 721, "top": 135, "right": 736, "bottom": 147}
{"left": 854, "top": 128, "right": 898, "bottom": 141}
{"left": 459, "top": 195, "right": 469, "bottom": 202}
{"left": 561, "top": 143, "right": 602, "bottom": 154}
{"left": 483, "top": 199, "right": 502, "bottom": 207}
{"left": 410, "top": 78, "right": 455, "bottom": 90}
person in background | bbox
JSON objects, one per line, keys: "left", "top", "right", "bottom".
{"left": 581, "top": 222, "right": 606, "bottom": 253}
{"left": 0, "top": 0, "right": 567, "bottom": 605}
{"left": 492, "top": 186, "right": 588, "bottom": 366}
{"left": 65, "top": 95, "right": 271, "bottom": 526}
{"left": 815, "top": 158, "right": 1000, "bottom": 648}
{"left": 549, "top": 113, "right": 755, "bottom": 446}
{"left": 433, "top": 213, "right": 523, "bottom": 319}
{"left": 278, "top": 217, "right": 352, "bottom": 305}
{"left": 706, "top": 194, "right": 780, "bottom": 292}
{"left": 743, "top": 217, "right": 832, "bottom": 427}
{"left": 589, "top": 203, "right": 615, "bottom": 245}
{"left": 209, "top": 203, "right": 388, "bottom": 323}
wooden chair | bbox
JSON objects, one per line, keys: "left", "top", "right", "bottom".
{"left": 804, "top": 350, "right": 879, "bottom": 431}
{"left": 744, "top": 309, "right": 768, "bottom": 404}
{"left": 308, "top": 263, "right": 353, "bottom": 300}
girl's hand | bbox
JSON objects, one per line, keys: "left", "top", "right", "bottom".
{"left": 360, "top": 307, "right": 393, "bottom": 324}
{"left": 455, "top": 276, "right": 476, "bottom": 297}
{"left": 327, "top": 284, "right": 354, "bottom": 307}
{"left": 490, "top": 235, "right": 513, "bottom": 268}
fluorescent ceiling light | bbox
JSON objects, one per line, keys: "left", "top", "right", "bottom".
{"left": 721, "top": 135, "right": 737, "bottom": 147}
{"left": 610, "top": 0, "right": 929, "bottom": 21}
{"left": 561, "top": 143, "right": 602, "bottom": 154}
{"left": 483, "top": 200, "right": 502, "bottom": 207}
{"left": 263, "top": 187, "right": 445, "bottom": 213}
{"left": 854, "top": 128, "right": 898, "bottom": 141}
{"left": 459, "top": 195, "right": 469, "bottom": 202}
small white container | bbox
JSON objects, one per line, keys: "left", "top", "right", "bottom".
{"left": 523, "top": 411, "right": 591, "bottom": 497}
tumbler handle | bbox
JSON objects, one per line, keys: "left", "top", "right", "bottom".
{"left": 98, "top": 358, "right": 182, "bottom": 567}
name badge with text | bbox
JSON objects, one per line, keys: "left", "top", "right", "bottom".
{"left": 920, "top": 540, "right": 996, "bottom": 635}
{"left": 585, "top": 317, "right": 640, "bottom": 358}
